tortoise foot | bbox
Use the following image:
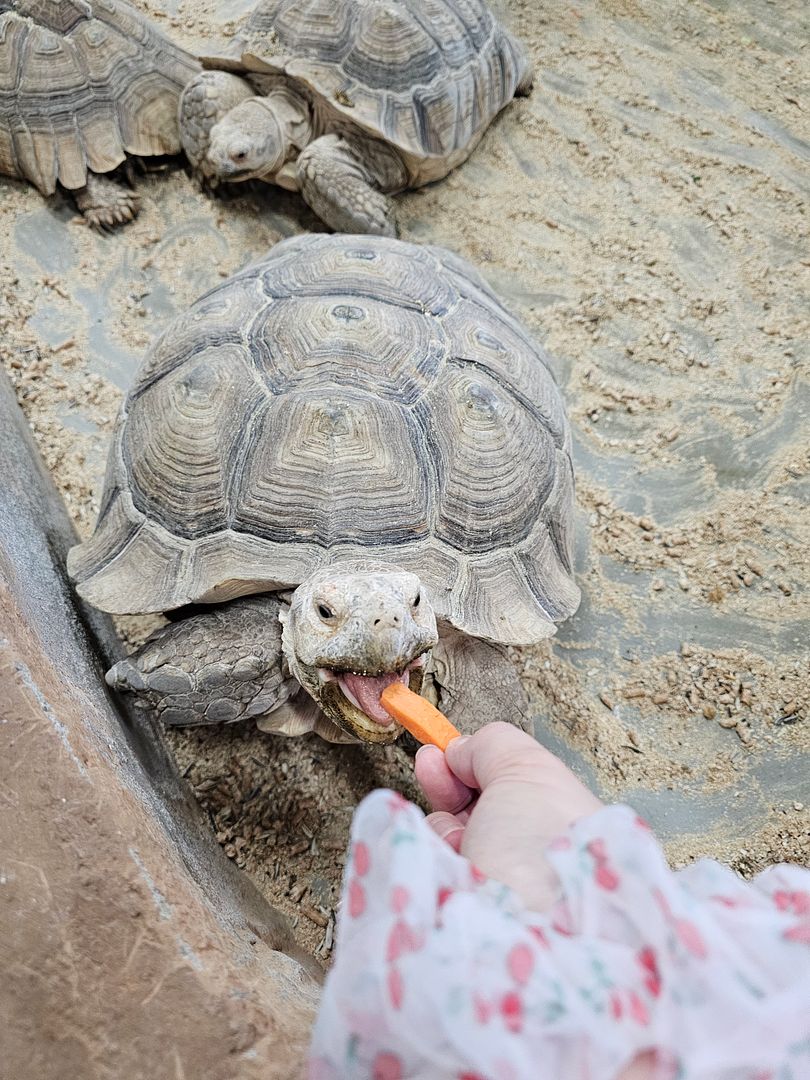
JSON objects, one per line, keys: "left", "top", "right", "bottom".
{"left": 75, "top": 172, "right": 140, "bottom": 231}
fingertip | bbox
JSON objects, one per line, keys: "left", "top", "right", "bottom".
{"left": 443, "top": 734, "right": 469, "bottom": 768}
{"left": 416, "top": 743, "right": 476, "bottom": 814}
{"left": 415, "top": 743, "right": 442, "bottom": 763}
{"left": 414, "top": 743, "right": 444, "bottom": 787}
{"left": 443, "top": 732, "right": 476, "bottom": 787}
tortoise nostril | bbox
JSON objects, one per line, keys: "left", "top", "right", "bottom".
{"left": 231, "top": 149, "right": 247, "bottom": 163}
{"left": 373, "top": 614, "right": 401, "bottom": 628}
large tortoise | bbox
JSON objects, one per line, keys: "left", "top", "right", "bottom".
{"left": 179, "top": 0, "right": 532, "bottom": 235}
{"left": 68, "top": 234, "right": 580, "bottom": 743}
{"left": 0, "top": 0, "right": 199, "bottom": 227}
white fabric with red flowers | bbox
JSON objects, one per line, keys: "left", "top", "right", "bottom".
{"left": 309, "top": 792, "right": 810, "bottom": 1080}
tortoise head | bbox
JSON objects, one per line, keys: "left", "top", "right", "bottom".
{"left": 207, "top": 95, "right": 313, "bottom": 183}
{"left": 207, "top": 97, "right": 292, "bottom": 181}
{"left": 280, "top": 567, "right": 438, "bottom": 743}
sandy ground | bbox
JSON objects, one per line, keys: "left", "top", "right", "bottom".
{"left": 1, "top": 0, "right": 808, "bottom": 960}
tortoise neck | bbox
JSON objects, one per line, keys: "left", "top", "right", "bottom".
{"left": 257, "top": 85, "right": 313, "bottom": 164}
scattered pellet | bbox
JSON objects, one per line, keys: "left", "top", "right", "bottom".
{"left": 289, "top": 881, "right": 308, "bottom": 903}
{"left": 302, "top": 905, "right": 329, "bottom": 929}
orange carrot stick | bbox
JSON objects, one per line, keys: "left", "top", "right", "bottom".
{"left": 380, "top": 682, "right": 461, "bottom": 751}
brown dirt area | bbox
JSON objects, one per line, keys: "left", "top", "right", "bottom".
{"left": 1, "top": 0, "right": 807, "bottom": 961}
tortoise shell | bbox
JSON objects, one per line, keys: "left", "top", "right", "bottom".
{"left": 200, "top": 0, "right": 531, "bottom": 181}
{"left": 0, "top": 0, "right": 199, "bottom": 195}
{"left": 68, "top": 235, "right": 579, "bottom": 646}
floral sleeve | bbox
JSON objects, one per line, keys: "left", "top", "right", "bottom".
{"left": 309, "top": 792, "right": 810, "bottom": 1080}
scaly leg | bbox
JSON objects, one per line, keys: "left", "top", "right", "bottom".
{"left": 296, "top": 132, "right": 408, "bottom": 236}
{"left": 422, "top": 626, "right": 531, "bottom": 736}
{"left": 74, "top": 171, "right": 139, "bottom": 230}
{"left": 106, "top": 595, "right": 298, "bottom": 729}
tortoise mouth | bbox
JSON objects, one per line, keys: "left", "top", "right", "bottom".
{"left": 219, "top": 162, "right": 277, "bottom": 183}
{"left": 221, "top": 166, "right": 258, "bottom": 181}
{"left": 317, "top": 656, "right": 426, "bottom": 742}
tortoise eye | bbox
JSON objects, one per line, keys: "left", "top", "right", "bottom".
{"left": 317, "top": 602, "right": 335, "bottom": 621}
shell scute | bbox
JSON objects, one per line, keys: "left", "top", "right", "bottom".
{"left": 126, "top": 346, "right": 267, "bottom": 540}
{"left": 246, "top": 293, "right": 446, "bottom": 403}
{"left": 232, "top": 393, "right": 430, "bottom": 547}
{"left": 442, "top": 297, "right": 569, "bottom": 449}
{"left": 423, "top": 366, "right": 558, "bottom": 554}
{"left": 256, "top": 236, "right": 455, "bottom": 315}
{"left": 341, "top": 4, "right": 438, "bottom": 92}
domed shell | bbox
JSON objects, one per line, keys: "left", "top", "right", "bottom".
{"left": 200, "top": 0, "right": 531, "bottom": 180}
{"left": 68, "top": 234, "right": 579, "bottom": 646}
{"left": 0, "top": 0, "right": 199, "bottom": 196}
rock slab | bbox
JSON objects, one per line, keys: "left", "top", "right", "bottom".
{"left": 0, "top": 370, "right": 321, "bottom": 1079}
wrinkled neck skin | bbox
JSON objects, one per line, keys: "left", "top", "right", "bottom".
{"left": 279, "top": 567, "right": 438, "bottom": 743}
{"left": 207, "top": 87, "right": 312, "bottom": 184}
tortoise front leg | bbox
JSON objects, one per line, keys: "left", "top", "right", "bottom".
{"left": 106, "top": 595, "right": 296, "bottom": 728}
{"left": 296, "top": 133, "right": 408, "bottom": 236}
{"left": 74, "top": 171, "right": 140, "bottom": 230}
{"left": 423, "top": 626, "right": 531, "bottom": 737}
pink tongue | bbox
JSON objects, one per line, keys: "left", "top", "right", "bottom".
{"left": 339, "top": 670, "right": 409, "bottom": 726}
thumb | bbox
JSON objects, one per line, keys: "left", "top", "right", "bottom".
{"left": 444, "top": 722, "right": 554, "bottom": 791}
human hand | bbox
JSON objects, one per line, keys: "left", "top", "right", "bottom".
{"left": 415, "top": 721, "right": 603, "bottom": 913}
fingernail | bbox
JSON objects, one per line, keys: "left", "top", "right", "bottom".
{"left": 445, "top": 735, "right": 469, "bottom": 754}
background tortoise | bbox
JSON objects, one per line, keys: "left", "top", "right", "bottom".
{"left": 179, "top": 0, "right": 532, "bottom": 235}
{"left": 0, "top": 0, "right": 199, "bottom": 227}
{"left": 68, "top": 234, "right": 580, "bottom": 743}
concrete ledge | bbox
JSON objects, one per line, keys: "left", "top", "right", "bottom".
{"left": 0, "top": 370, "right": 320, "bottom": 1079}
